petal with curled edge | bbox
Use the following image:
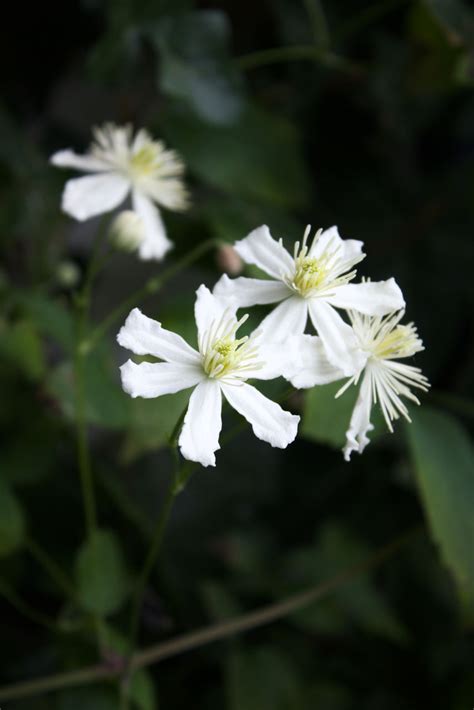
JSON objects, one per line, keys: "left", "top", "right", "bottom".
{"left": 120, "top": 360, "right": 203, "bottom": 398}
{"left": 343, "top": 371, "right": 374, "bottom": 461}
{"left": 221, "top": 382, "right": 299, "bottom": 449}
{"left": 326, "top": 278, "right": 405, "bottom": 316}
{"left": 61, "top": 173, "right": 130, "bottom": 221}
{"left": 309, "top": 300, "right": 365, "bottom": 376}
{"left": 179, "top": 379, "right": 223, "bottom": 467}
{"left": 132, "top": 190, "right": 173, "bottom": 261}
{"left": 117, "top": 308, "right": 201, "bottom": 365}
{"left": 234, "top": 225, "right": 294, "bottom": 280}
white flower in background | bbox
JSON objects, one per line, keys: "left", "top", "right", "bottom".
{"left": 214, "top": 225, "right": 405, "bottom": 375}
{"left": 117, "top": 286, "right": 299, "bottom": 468}
{"left": 51, "top": 123, "right": 189, "bottom": 261}
{"left": 284, "top": 310, "right": 429, "bottom": 460}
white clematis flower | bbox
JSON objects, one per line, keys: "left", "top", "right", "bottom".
{"left": 51, "top": 123, "right": 189, "bottom": 261}
{"left": 117, "top": 285, "right": 300, "bottom": 468}
{"left": 285, "top": 310, "right": 430, "bottom": 461}
{"left": 214, "top": 224, "right": 405, "bottom": 375}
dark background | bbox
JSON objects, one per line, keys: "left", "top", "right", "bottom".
{"left": 0, "top": 0, "right": 473, "bottom": 708}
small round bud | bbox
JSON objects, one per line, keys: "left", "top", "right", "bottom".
{"left": 216, "top": 244, "right": 243, "bottom": 275}
{"left": 56, "top": 260, "right": 81, "bottom": 288}
{"left": 109, "top": 210, "right": 145, "bottom": 252}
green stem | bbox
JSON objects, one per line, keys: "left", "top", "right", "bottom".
{"left": 303, "top": 0, "right": 330, "bottom": 48}
{"left": 237, "top": 45, "right": 362, "bottom": 75}
{"left": 85, "top": 238, "right": 218, "bottom": 355}
{"left": 0, "top": 579, "right": 62, "bottom": 632}
{"left": 25, "top": 536, "right": 76, "bottom": 599}
{"left": 0, "top": 526, "right": 419, "bottom": 703}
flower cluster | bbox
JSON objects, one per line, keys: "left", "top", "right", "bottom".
{"left": 52, "top": 124, "right": 429, "bottom": 468}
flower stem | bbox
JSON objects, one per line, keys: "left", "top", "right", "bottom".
{"left": 237, "top": 45, "right": 362, "bottom": 75}
{"left": 0, "top": 526, "right": 420, "bottom": 703}
{"left": 86, "top": 238, "right": 218, "bottom": 354}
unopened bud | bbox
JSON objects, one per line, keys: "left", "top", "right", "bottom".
{"left": 216, "top": 244, "right": 243, "bottom": 275}
{"left": 56, "top": 260, "right": 80, "bottom": 288}
{"left": 109, "top": 210, "right": 145, "bottom": 252}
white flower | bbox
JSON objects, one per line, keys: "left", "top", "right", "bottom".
{"left": 214, "top": 225, "right": 405, "bottom": 375}
{"left": 284, "top": 310, "right": 430, "bottom": 460}
{"left": 51, "top": 123, "right": 189, "bottom": 261}
{"left": 117, "top": 286, "right": 300, "bottom": 468}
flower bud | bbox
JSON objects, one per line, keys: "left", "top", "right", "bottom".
{"left": 215, "top": 244, "right": 243, "bottom": 275}
{"left": 56, "top": 260, "right": 80, "bottom": 288}
{"left": 109, "top": 210, "right": 145, "bottom": 252}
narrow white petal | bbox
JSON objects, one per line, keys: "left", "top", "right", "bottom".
{"left": 343, "top": 372, "right": 374, "bottom": 461}
{"left": 243, "top": 339, "right": 295, "bottom": 381}
{"left": 50, "top": 149, "right": 110, "bottom": 172}
{"left": 326, "top": 279, "right": 405, "bottom": 316}
{"left": 222, "top": 382, "right": 299, "bottom": 448}
{"left": 234, "top": 225, "right": 294, "bottom": 279}
{"left": 283, "top": 334, "right": 345, "bottom": 389}
{"left": 61, "top": 173, "right": 130, "bottom": 221}
{"left": 179, "top": 380, "right": 222, "bottom": 467}
{"left": 213, "top": 274, "right": 291, "bottom": 308}
{"left": 310, "top": 225, "right": 364, "bottom": 262}
{"left": 132, "top": 190, "right": 173, "bottom": 261}
{"left": 117, "top": 308, "right": 201, "bottom": 365}
{"left": 120, "top": 361, "right": 203, "bottom": 398}
{"left": 195, "top": 284, "right": 237, "bottom": 346}
{"left": 309, "top": 300, "right": 365, "bottom": 376}
{"left": 257, "top": 296, "right": 308, "bottom": 342}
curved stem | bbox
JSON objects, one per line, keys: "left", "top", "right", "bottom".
{"left": 0, "top": 579, "right": 63, "bottom": 633}
{"left": 25, "top": 536, "right": 76, "bottom": 599}
{"left": 0, "top": 526, "right": 419, "bottom": 703}
{"left": 86, "top": 238, "right": 218, "bottom": 354}
{"left": 237, "top": 45, "right": 362, "bottom": 75}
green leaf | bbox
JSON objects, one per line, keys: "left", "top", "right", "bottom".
{"left": 0, "top": 478, "right": 26, "bottom": 557}
{"left": 152, "top": 10, "right": 245, "bottom": 125}
{"left": 17, "top": 292, "right": 75, "bottom": 352}
{"left": 301, "top": 381, "right": 385, "bottom": 450}
{"left": 407, "top": 407, "right": 474, "bottom": 606}
{"left": 0, "top": 318, "right": 46, "bottom": 381}
{"left": 75, "top": 529, "right": 130, "bottom": 616}
{"left": 159, "top": 103, "right": 310, "bottom": 208}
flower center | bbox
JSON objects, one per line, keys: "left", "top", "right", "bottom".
{"left": 350, "top": 310, "right": 424, "bottom": 361}
{"left": 200, "top": 312, "right": 261, "bottom": 381}
{"left": 372, "top": 324, "right": 421, "bottom": 360}
{"left": 293, "top": 255, "right": 328, "bottom": 294}
{"left": 129, "top": 144, "right": 162, "bottom": 178}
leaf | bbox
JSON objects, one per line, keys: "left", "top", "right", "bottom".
{"left": 57, "top": 686, "right": 118, "bottom": 710}
{"left": 0, "top": 478, "right": 26, "bottom": 557}
{"left": 159, "top": 103, "right": 310, "bottom": 208}
{"left": 407, "top": 407, "right": 474, "bottom": 606}
{"left": 17, "top": 292, "right": 75, "bottom": 352}
{"left": 424, "top": 0, "right": 474, "bottom": 46}
{"left": 75, "top": 529, "right": 130, "bottom": 616}
{"left": 152, "top": 10, "right": 245, "bottom": 125}
{"left": 0, "top": 318, "right": 46, "bottom": 381}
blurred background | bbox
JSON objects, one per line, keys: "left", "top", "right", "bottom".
{"left": 1, "top": 0, "right": 473, "bottom": 708}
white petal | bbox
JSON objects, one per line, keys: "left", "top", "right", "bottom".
{"left": 120, "top": 360, "right": 203, "bottom": 398}
{"left": 132, "top": 190, "right": 173, "bottom": 261}
{"left": 50, "top": 149, "right": 110, "bottom": 172}
{"left": 213, "top": 274, "right": 291, "bottom": 308}
{"left": 257, "top": 296, "right": 308, "bottom": 342}
{"left": 243, "top": 338, "right": 295, "bottom": 381}
{"left": 179, "top": 379, "right": 222, "bottom": 467}
{"left": 326, "top": 279, "right": 405, "bottom": 316}
{"left": 310, "top": 225, "right": 364, "bottom": 265}
{"left": 343, "top": 372, "right": 374, "bottom": 461}
{"left": 117, "top": 308, "right": 201, "bottom": 365}
{"left": 309, "top": 300, "right": 365, "bottom": 376}
{"left": 221, "top": 382, "right": 299, "bottom": 448}
{"left": 61, "top": 173, "right": 130, "bottom": 221}
{"left": 282, "top": 334, "right": 345, "bottom": 389}
{"left": 234, "top": 225, "right": 294, "bottom": 280}
{"left": 194, "top": 284, "right": 237, "bottom": 347}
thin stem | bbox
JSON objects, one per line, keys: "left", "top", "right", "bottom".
{"left": 237, "top": 45, "right": 362, "bottom": 76}
{"left": 0, "top": 579, "right": 62, "bottom": 632}
{"left": 303, "top": 0, "right": 330, "bottom": 49}
{"left": 86, "top": 238, "right": 218, "bottom": 354}
{"left": 0, "top": 526, "right": 419, "bottom": 703}
{"left": 25, "top": 536, "right": 76, "bottom": 599}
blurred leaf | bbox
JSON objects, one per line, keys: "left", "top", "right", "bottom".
{"left": 423, "top": 0, "right": 474, "bottom": 46}
{"left": 152, "top": 10, "right": 245, "bottom": 125}
{"left": 0, "top": 477, "right": 26, "bottom": 557}
{"left": 0, "top": 318, "right": 45, "bottom": 380}
{"left": 301, "top": 381, "right": 384, "bottom": 450}
{"left": 75, "top": 529, "right": 130, "bottom": 616}
{"left": 288, "top": 523, "right": 408, "bottom": 642}
{"left": 407, "top": 407, "right": 474, "bottom": 607}
{"left": 18, "top": 292, "right": 75, "bottom": 352}
{"left": 57, "top": 686, "right": 118, "bottom": 710}
{"left": 160, "top": 104, "right": 310, "bottom": 208}
{"left": 227, "top": 646, "right": 302, "bottom": 710}
{"left": 47, "top": 351, "right": 130, "bottom": 430}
